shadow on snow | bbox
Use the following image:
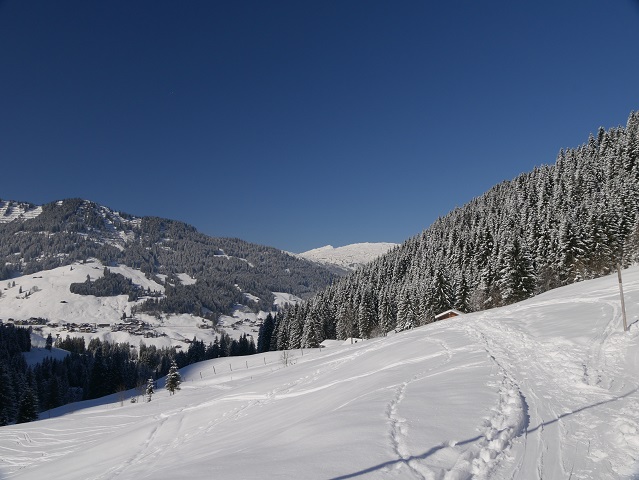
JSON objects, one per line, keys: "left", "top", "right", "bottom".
{"left": 329, "top": 387, "right": 637, "bottom": 479}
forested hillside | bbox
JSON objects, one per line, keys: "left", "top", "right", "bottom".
{"left": 0, "top": 199, "right": 335, "bottom": 317}
{"left": 0, "top": 322, "right": 257, "bottom": 425}
{"left": 269, "top": 111, "right": 639, "bottom": 349}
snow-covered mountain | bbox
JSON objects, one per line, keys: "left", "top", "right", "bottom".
{"left": 0, "top": 200, "right": 41, "bottom": 223}
{"left": 297, "top": 242, "right": 398, "bottom": 272}
{"left": 0, "top": 197, "right": 328, "bottom": 348}
{"left": 2, "top": 267, "right": 638, "bottom": 479}
{"left": 0, "top": 197, "right": 334, "bottom": 317}
{"left": 0, "top": 259, "right": 301, "bottom": 349}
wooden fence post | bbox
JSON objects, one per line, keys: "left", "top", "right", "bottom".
{"left": 618, "top": 264, "right": 628, "bottom": 332}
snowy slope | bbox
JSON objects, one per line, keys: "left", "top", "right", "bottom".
{"left": 0, "top": 261, "right": 161, "bottom": 324}
{"left": 1, "top": 268, "right": 639, "bottom": 479}
{"left": 297, "top": 242, "right": 398, "bottom": 272}
{"left": 0, "top": 260, "right": 280, "bottom": 349}
{"left": 0, "top": 200, "right": 41, "bottom": 223}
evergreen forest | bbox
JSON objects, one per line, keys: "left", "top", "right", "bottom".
{"left": 265, "top": 111, "right": 639, "bottom": 350}
{"left": 0, "top": 322, "right": 255, "bottom": 425}
{"left": 0, "top": 200, "right": 336, "bottom": 318}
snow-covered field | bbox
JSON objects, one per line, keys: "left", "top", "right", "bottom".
{"left": 0, "top": 261, "right": 164, "bottom": 325}
{"left": 1, "top": 268, "right": 639, "bottom": 479}
{"left": 0, "top": 260, "right": 290, "bottom": 349}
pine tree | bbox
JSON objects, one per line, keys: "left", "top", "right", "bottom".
{"left": 336, "top": 299, "right": 356, "bottom": 340}
{"left": 269, "top": 313, "right": 282, "bottom": 351}
{"left": 88, "top": 346, "right": 108, "bottom": 399}
{"left": 301, "top": 309, "right": 322, "bottom": 348}
{"left": 165, "top": 361, "right": 181, "bottom": 395}
{"left": 43, "top": 376, "right": 63, "bottom": 411}
{"left": 16, "top": 387, "right": 38, "bottom": 424}
{"left": 146, "top": 378, "right": 154, "bottom": 402}
{"left": 415, "top": 281, "right": 432, "bottom": 324}
{"left": 257, "top": 314, "right": 275, "bottom": 353}
{"left": 431, "top": 269, "right": 453, "bottom": 315}
{"left": 288, "top": 314, "right": 303, "bottom": 349}
{"left": 0, "top": 363, "right": 16, "bottom": 425}
{"left": 396, "top": 288, "right": 416, "bottom": 331}
{"left": 498, "top": 238, "right": 536, "bottom": 304}
{"left": 377, "top": 291, "right": 395, "bottom": 335}
{"left": 317, "top": 299, "right": 336, "bottom": 341}
{"left": 558, "top": 219, "right": 585, "bottom": 283}
{"left": 219, "top": 332, "right": 230, "bottom": 357}
{"left": 357, "top": 290, "right": 376, "bottom": 338}
{"left": 248, "top": 336, "right": 257, "bottom": 355}
{"left": 453, "top": 274, "right": 470, "bottom": 313}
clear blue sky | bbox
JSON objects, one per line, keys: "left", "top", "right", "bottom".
{"left": 1, "top": 1, "right": 638, "bottom": 253}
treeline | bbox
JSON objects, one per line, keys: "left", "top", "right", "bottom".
{"left": 256, "top": 313, "right": 278, "bottom": 353}
{"left": 137, "top": 278, "right": 243, "bottom": 319}
{"left": 269, "top": 111, "right": 639, "bottom": 349}
{"left": 0, "top": 322, "right": 255, "bottom": 425}
{"left": 70, "top": 267, "right": 142, "bottom": 300}
{"left": 0, "top": 324, "right": 35, "bottom": 425}
{"left": 0, "top": 200, "right": 335, "bottom": 316}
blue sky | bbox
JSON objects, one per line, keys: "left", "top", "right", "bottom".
{"left": 1, "top": 1, "right": 638, "bottom": 253}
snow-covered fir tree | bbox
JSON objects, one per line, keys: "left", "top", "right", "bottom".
{"left": 498, "top": 238, "right": 536, "bottom": 303}
{"left": 357, "top": 289, "right": 376, "bottom": 338}
{"left": 0, "top": 363, "right": 16, "bottom": 426}
{"left": 257, "top": 314, "right": 276, "bottom": 353}
{"left": 16, "top": 388, "right": 38, "bottom": 424}
{"left": 165, "top": 361, "right": 181, "bottom": 395}
{"left": 146, "top": 378, "right": 155, "bottom": 402}
{"left": 431, "top": 268, "right": 454, "bottom": 315}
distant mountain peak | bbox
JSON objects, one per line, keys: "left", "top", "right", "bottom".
{"left": 297, "top": 242, "right": 398, "bottom": 272}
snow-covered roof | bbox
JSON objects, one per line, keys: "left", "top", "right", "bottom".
{"left": 434, "top": 309, "right": 465, "bottom": 320}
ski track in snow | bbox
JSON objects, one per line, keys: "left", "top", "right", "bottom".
{"left": 383, "top": 336, "right": 453, "bottom": 479}
{"left": 459, "top": 322, "right": 532, "bottom": 479}
{"left": 461, "top": 292, "right": 639, "bottom": 479}
{"left": 0, "top": 422, "right": 135, "bottom": 476}
{"left": 99, "top": 413, "right": 176, "bottom": 479}
{"left": 100, "top": 337, "right": 439, "bottom": 479}
{"left": 377, "top": 331, "right": 527, "bottom": 480}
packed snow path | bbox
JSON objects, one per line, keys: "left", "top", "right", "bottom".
{"left": 1, "top": 270, "right": 639, "bottom": 479}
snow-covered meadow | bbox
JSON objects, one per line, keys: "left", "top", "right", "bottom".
{"left": 0, "top": 260, "right": 294, "bottom": 349}
{"left": 1, "top": 268, "right": 639, "bottom": 479}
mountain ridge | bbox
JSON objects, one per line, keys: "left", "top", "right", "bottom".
{"left": 0, "top": 198, "right": 335, "bottom": 319}
{"left": 296, "top": 242, "right": 399, "bottom": 273}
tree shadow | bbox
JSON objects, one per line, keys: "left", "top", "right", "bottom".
{"left": 328, "top": 434, "right": 482, "bottom": 479}
{"left": 329, "top": 388, "right": 638, "bottom": 480}
{"left": 526, "top": 387, "right": 637, "bottom": 434}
